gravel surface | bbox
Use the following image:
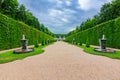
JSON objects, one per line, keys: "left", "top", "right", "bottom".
{"left": 0, "top": 41, "right": 120, "bottom": 80}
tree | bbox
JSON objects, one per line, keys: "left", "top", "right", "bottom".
{"left": 86, "top": 38, "right": 90, "bottom": 48}
{"left": 99, "top": 1, "right": 120, "bottom": 23}
{"left": 16, "top": 4, "right": 26, "bottom": 21}
{"left": 0, "top": 0, "right": 3, "bottom": 12}
{"left": 79, "top": 40, "right": 82, "bottom": 46}
{"left": 1, "top": 0, "right": 19, "bottom": 18}
{"left": 0, "top": 0, "right": 53, "bottom": 35}
{"left": 99, "top": 3, "right": 112, "bottom": 23}
{"left": 92, "top": 14, "right": 100, "bottom": 25}
{"left": 111, "top": 0, "right": 120, "bottom": 18}
{"left": 34, "top": 40, "right": 39, "bottom": 48}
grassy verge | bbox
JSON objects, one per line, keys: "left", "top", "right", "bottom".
{"left": 83, "top": 46, "right": 120, "bottom": 59}
{"left": 0, "top": 45, "right": 45, "bottom": 64}
{"left": 70, "top": 42, "right": 120, "bottom": 59}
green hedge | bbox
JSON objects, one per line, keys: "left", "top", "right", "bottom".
{"left": 0, "top": 14, "right": 54, "bottom": 50}
{"left": 66, "top": 17, "right": 120, "bottom": 48}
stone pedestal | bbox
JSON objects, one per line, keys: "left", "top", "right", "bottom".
{"left": 21, "top": 39, "right": 28, "bottom": 50}
{"left": 94, "top": 35, "right": 115, "bottom": 53}
{"left": 72, "top": 40, "right": 75, "bottom": 44}
{"left": 72, "top": 38, "right": 75, "bottom": 44}
{"left": 100, "top": 39, "right": 106, "bottom": 50}
{"left": 13, "top": 35, "right": 33, "bottom": 54}
{"left": 47, "top": 39, "right": 50, "bottom": 44}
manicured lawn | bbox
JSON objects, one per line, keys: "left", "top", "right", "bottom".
{"left": 74, "top": 43, "right": 120, "bottom": 59}
{"left": 83, "top": 46, "right": 120, "bottom": 59}
{"left": 0, "top": 46, "right": 45, "bottom": 64}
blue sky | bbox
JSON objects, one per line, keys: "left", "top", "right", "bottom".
{"left": 17, "top": 0, "right": 112, "bottom": 34}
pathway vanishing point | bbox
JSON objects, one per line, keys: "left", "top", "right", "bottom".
{"left": 0, "top": 41, "right": 120, "bottom": 80}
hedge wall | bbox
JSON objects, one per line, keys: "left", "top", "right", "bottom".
{"left": 0, "top": 14, "right": 54, "bottom": 50}
{"left": 66, "top": 17, "right": 120, "bottom": 48}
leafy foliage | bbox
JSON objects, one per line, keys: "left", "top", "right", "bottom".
{"left": 66, "top": 17, "right": 120, "bottom": 48}
{"left": 66, "top": 0, "right": 120, "bottom": 48}
{"left": 67, "top": 0, "right": 120, "bottom": 35}
{"left": 86, "top": 38, "right": 90, "bottom": 48}
{"left": 79, "top": 40, "right": 82, "bottom": 46}
{"left": 0, "top": 0, "right": 53, "bottom": 36}
{"left": 34, "top": 40, "right": 39, "bottom": 48}
{"left": 0, "top": 14, "right": 54, "bottom": 50}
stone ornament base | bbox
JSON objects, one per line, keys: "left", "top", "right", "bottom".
{"left": 94, "top": 48, "right": 115, "bottom": 53}
{"left": 13, "top": 48, "right": 34, "bottom": 54}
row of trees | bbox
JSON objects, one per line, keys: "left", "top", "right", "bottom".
{"left": 0, "top": 13, "right": 54, "bottom": 50}
{"left": 54, "top": 34, "right": 66, "bottom": 38}
{"left": 0, "top": 0, "right": 53, "bottom": 36}
{"left": 67, "top": 0, "right": 120, "bottom": 36}
{"left": 66, "top": 16, "right": 120, "bottom": 48}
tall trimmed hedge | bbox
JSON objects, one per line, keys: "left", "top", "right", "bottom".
{"left": 0, "top": 14, "right": 54, "bottom": 50}
{"left": 66, "top": 17, "right": 120, "bottom": 48}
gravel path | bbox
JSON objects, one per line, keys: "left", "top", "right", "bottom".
{"left": 0, "top": 41, "right": 120, "bottom": 80}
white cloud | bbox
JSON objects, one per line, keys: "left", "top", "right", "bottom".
{"left": 77, "top": 0, "right": 91, "bottom": 11}
{"left": 64, "top": 9, "right": 76, "bottom": 14}
{"left": 106, "top": 0, "right": 112, "bottom": 2}
{"left": 69, "top": 27, "right": 76, "bottom": 32}
{"left": 17, "top": 0, "right": 113, "bottom": 34}
{"left": 48, "top": 0, "right": 63, "bottom": 8}
{"left": 48, "top": 8, "right": 76, "bottom": 19}
{"left": 49, "top": 9, "right": 63, "bottom": 17}
{"left": 65, "top": 0, "right": 72, "bottom": 6}
{"left": 42, "top": 8, "right": 77, "bottom": 33}
{"left": 61, "top": 18, "right": 69, "bottom": 23}
{"left": 56, "top": 0, "right": 63, "bottom": 7}
{"left": 77, "top": 0, "right": 112, "bottom": 11}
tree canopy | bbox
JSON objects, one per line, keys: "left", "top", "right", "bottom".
{"left": 68, "top": 0, "right": 120, "bottom": 36}
{"left": 0, "top": 0, "right": 53, "bottom": 36}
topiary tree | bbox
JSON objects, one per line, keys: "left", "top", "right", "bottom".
{"left": 79, "top": 40, "right": 82, "bottom": 46}
{"left": 45, "top": 40, "right": 47, "bottom": 45}
{"left": 34, "top": 40, "right": 39, "bottom": 48}
{"left": 86, "top": 39, "right": 90, "bottom": 47}
{"left": 41, "top": 41, "right": 45, "bottom": 46}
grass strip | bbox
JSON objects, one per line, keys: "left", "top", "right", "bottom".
{"left": 69, "top": 42, "right": 120, "bottom": 59}
{"left": 0, "top": 46, "right": 45, "bottom": 64}
{"left": 83, "top": 46, "right": 120, "bottom": 59}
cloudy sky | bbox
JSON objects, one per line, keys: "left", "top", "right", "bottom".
{"left": 17, "top": 0, "right": 112, "bottom": 34}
